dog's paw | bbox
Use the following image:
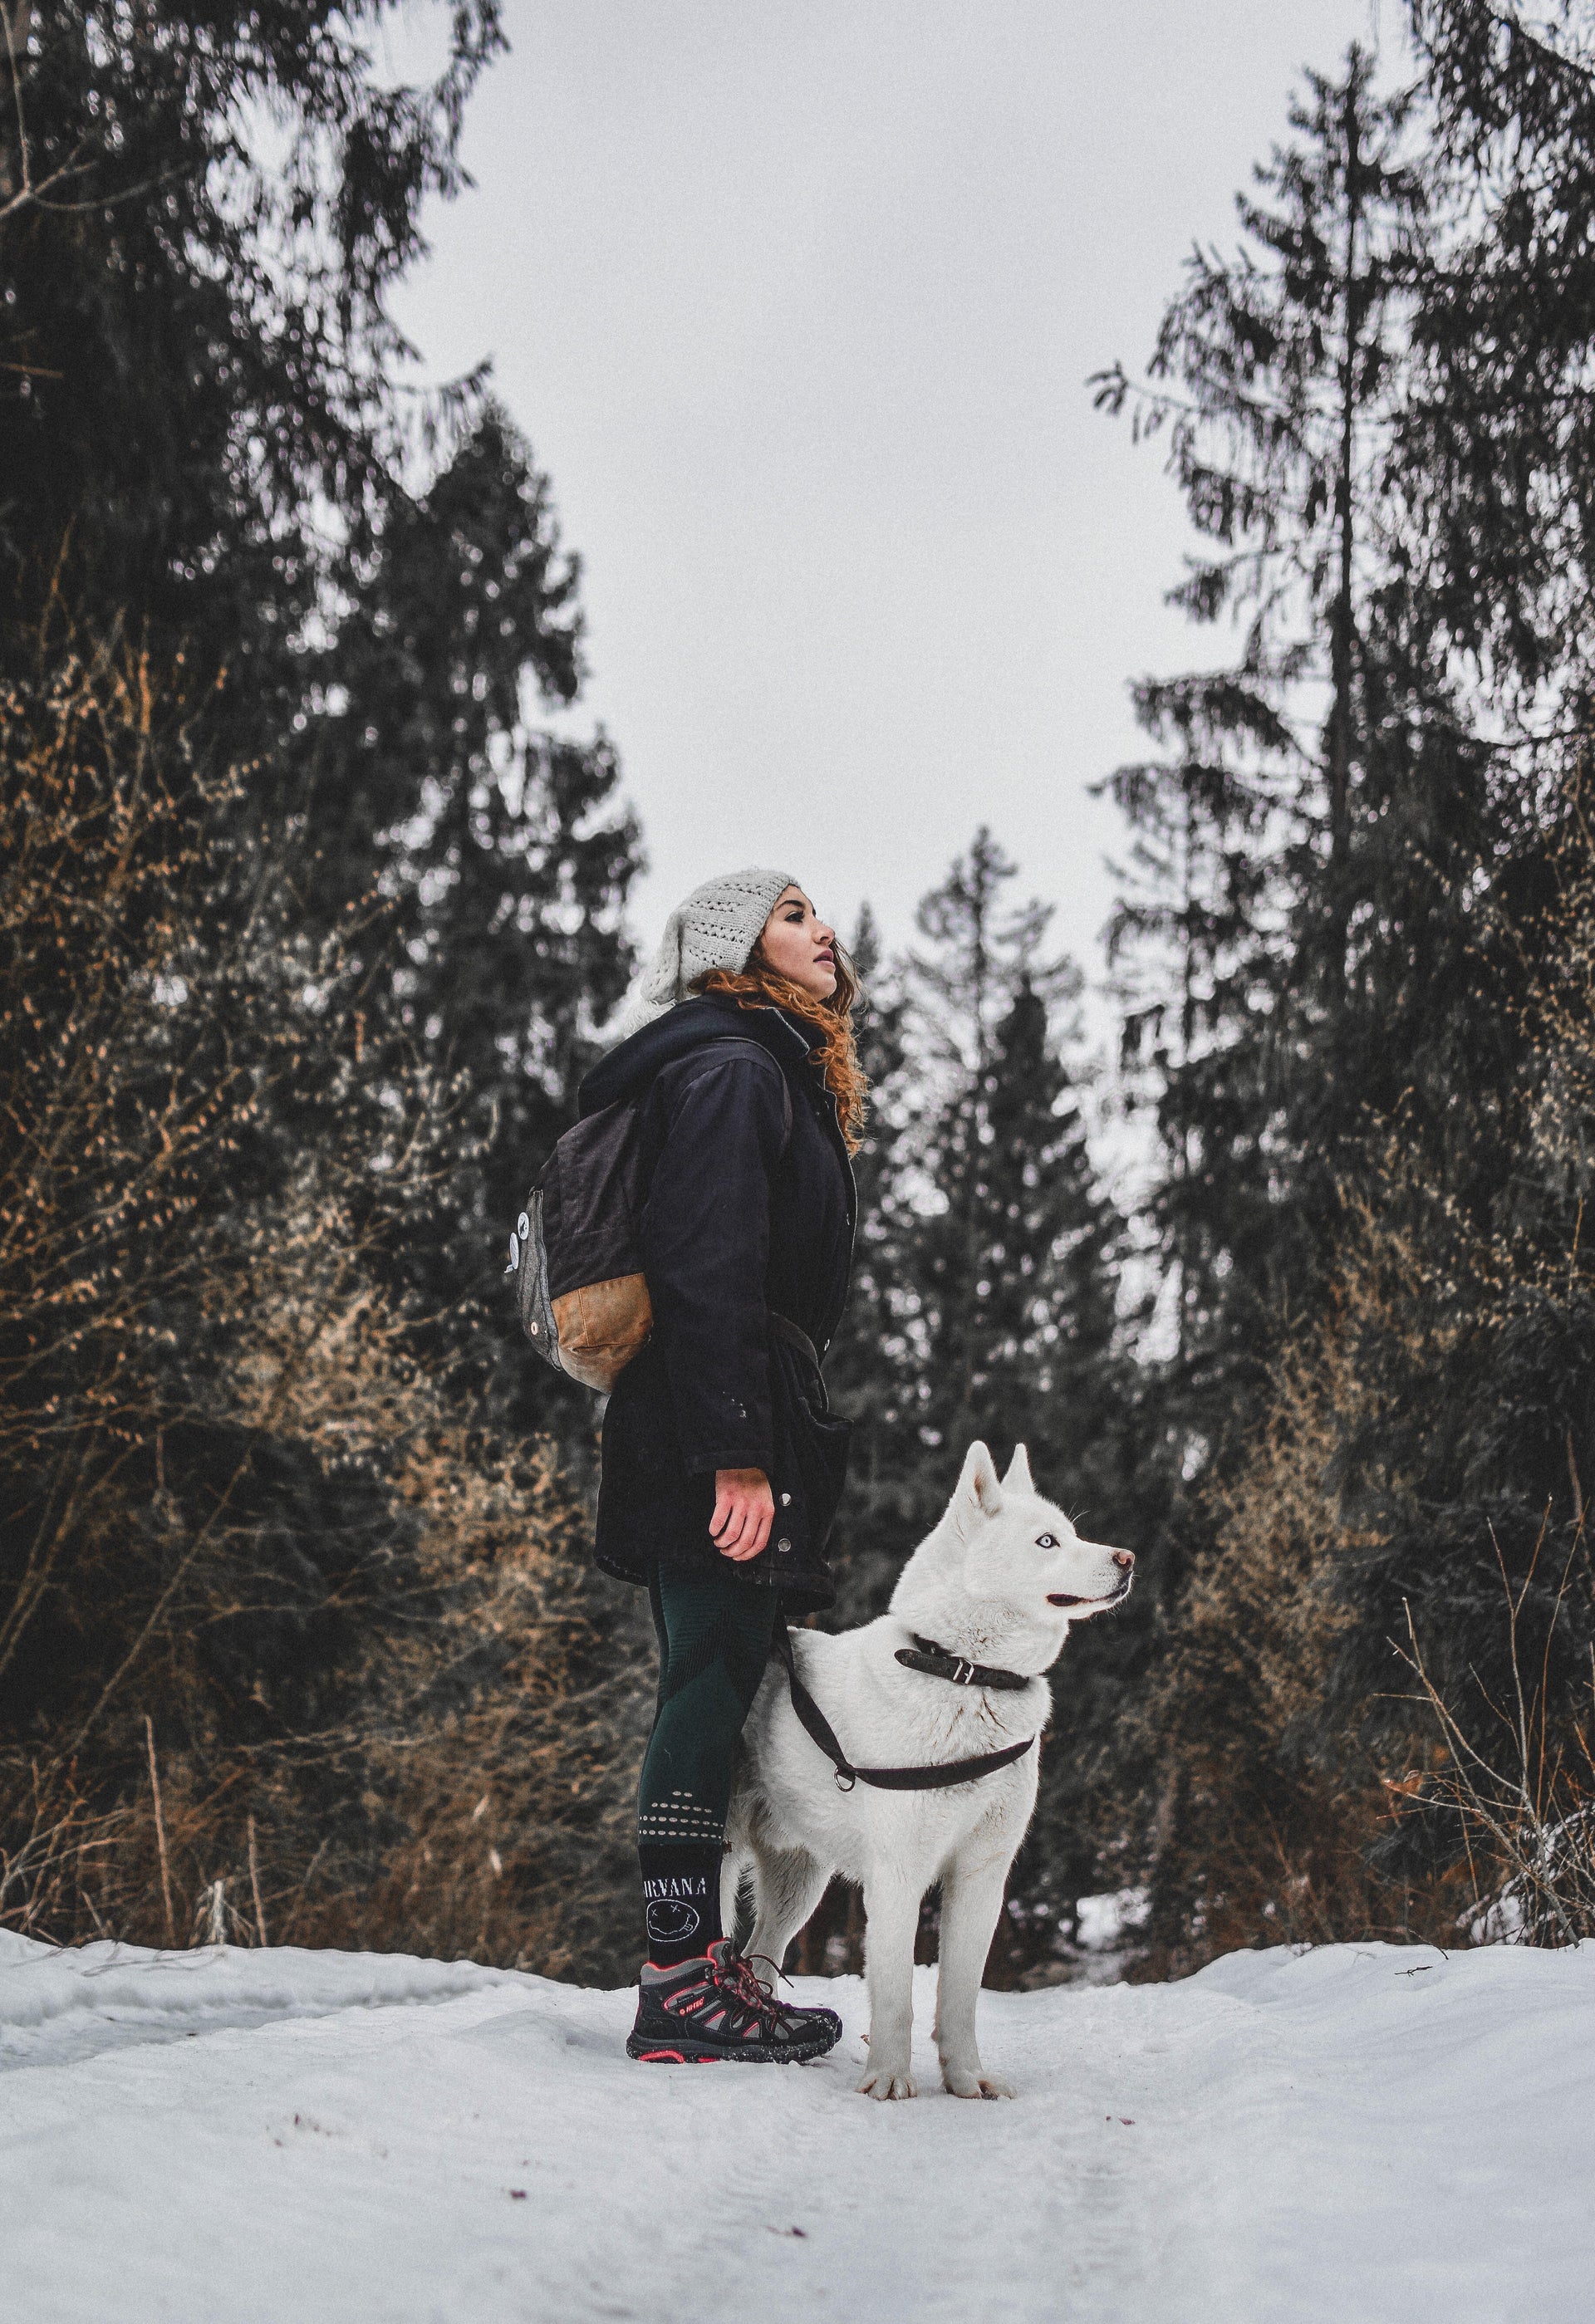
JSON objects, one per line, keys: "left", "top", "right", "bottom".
{"left": 942, "top": 2063, "right": 1017, "bottom": 2100}
{"left": 856, "top": 2062, "right": 916, "bottom": 2101}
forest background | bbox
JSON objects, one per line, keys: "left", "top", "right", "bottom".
{"left": 5, "top": 0, "right": 1595, "bottom": 1983}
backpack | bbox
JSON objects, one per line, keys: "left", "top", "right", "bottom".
{"left": 507, "top": 1039, "right": 793, "bottom": 1393}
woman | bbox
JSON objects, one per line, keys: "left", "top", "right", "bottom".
{"left": 579, "top": 868, "right": 863, "bottom": 2063}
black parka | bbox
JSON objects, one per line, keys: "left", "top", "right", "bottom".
{"left": 583, "top": 994, "right": 856, "bottom": 1613}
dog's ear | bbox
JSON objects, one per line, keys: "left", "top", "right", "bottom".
{"left": 950, "top": 1440, "right": 1004, "bottom": 1535}
{"left": 1002, "top": 1444, "right": 1035, "bottom": 1496}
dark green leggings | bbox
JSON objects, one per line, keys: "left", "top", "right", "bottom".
{"left": 638, "top": 1568, "right": 780, "bottom": 1851}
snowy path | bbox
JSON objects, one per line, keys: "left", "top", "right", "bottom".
{"left": 2, "top": 1930, "right": 1592, "bottom": 2324}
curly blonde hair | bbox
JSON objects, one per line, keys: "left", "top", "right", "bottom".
{"left": 697, "top": 948, "right": 867, "bottom": 1152}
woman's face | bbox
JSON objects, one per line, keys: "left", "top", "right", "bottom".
{"left": 758, "top": 885, "right": 838, "bottom": 1000}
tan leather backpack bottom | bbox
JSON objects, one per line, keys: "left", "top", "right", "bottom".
{"left": 551, "top": 1275, "right": 655, "bottom": 1392}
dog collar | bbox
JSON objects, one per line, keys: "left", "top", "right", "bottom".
{"left": 894, "top": 1635, "right": 1033, "bottom": 1692}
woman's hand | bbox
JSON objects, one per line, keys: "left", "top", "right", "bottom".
{"left": 712, "top": 1467, "right": 774, "bottom": 1560}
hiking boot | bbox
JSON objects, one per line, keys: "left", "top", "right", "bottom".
{"left": 627, "top": 1939, "right": 843, "bottom": 2064}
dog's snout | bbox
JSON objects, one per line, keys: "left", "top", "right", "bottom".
{"left": 1112, "top": 1551, "right": 1134, "bottom": 1571}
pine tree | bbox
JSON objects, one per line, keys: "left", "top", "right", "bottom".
{"left": 0, "top": 13, "right": 645, "bottom": 1447}
{"left": 0, "top": 7, "right": 652, "bottom": 1960}
{"left": 830, "top": 835, "right": 1139, "bottom": 1609}
{"left": 1405, "top": 2, "right": 1595, "bottom": 707}
{"left": 1099, "top": 15, "right": 1595, "bottom": 1962}
{"left": 813, "top": 849, "right": 1166, "bottom": 1969}
{"left": 1102, "top": 26, "right": 1595, "bottom": 1470}
{"left": 1097, "top": 48, "right": 1445, "bottom": 1434}
{"left": 979, "top": 978, "right": 1124, "bottom": 1483}
{"left": 821, "top": 907, "right": 921, "bottom": 1619}
{"left": 1, "top": 2, "right": 503, "bottom": 734}
{"left": 908, "top": 834, "right": 1121, "bottom": 1488}
{"left": 292, "top": 406, "right": 643, "bottom": 1435}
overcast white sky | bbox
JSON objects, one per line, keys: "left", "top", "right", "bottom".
{"left": 393, "top": 0, "right": 1388, "bottom": 996}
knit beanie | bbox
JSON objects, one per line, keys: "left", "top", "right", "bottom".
{"left": 611, "top": 867, "right": 798, "bottom": 1037}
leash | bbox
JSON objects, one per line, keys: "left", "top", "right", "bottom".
{"left": 770, "top": 1624, "right": 1036, "bottom": 1793}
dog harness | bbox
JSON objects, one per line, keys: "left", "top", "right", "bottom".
{"left": 771, "top": 1624, "right": 1036, "bottom": 1792}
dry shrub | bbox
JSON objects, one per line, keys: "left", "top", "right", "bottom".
{"left": 1402, "top": 1517, "right": 1595, "bottom": 1949}
{"left": 1128, "top": 1230, "right": 1463, "bottom": 1978}
{"left": 1131, "top": 786, "right": 1595, "bottom": 1975}
{"left": 22, "top": 1409, "right": 658, "bottom": 1980}
{"left": 1132, "top": 1177, "right": 1595, "bottom": 1976}
{"left": 277, "top": 1388, "right": 656, "bottom": 1982}
{"left": 0, "top": 630, "right": 650, "bottom": 1980}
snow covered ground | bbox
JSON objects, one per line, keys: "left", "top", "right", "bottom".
{"left": 3, "top": 1928, "right": 1592, "bottom": 2324}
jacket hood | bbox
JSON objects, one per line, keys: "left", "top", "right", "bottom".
{"left": 579, "top": 994, "right": 816, "bottom": 1117}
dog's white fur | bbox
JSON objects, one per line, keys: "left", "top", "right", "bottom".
{"left": 725, "top": 1441, "right": 1133, "bottom": 2101}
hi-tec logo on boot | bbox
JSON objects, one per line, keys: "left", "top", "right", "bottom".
{"left": 643, "top": 1872, "right": 709, "bottom": 1944}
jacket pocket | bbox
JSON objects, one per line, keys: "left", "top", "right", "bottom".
{"left": 768, "top": 1341, "right": 854, "bottom": 1570}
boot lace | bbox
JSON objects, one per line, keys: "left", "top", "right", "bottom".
{"left": 722, "top": 1948, "right": 792, "bottom": 2032}
{"left": 727, "top": 1949, "right": 826, "bottom": 2034}
{"left": 660, "top": 1946, "right": 788, "bottom": 2042}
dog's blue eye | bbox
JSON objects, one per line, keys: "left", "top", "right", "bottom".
{"left": 1037, "top": 1533, "right": 1058, "bottom": 1549}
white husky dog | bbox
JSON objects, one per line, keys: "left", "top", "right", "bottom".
{"left": 724, "top": 1440, "right": 1133, "bottom": 2101}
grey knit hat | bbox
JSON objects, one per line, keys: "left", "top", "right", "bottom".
{"left": 611, "top": 866, "right": 798, "bottom": 1037}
